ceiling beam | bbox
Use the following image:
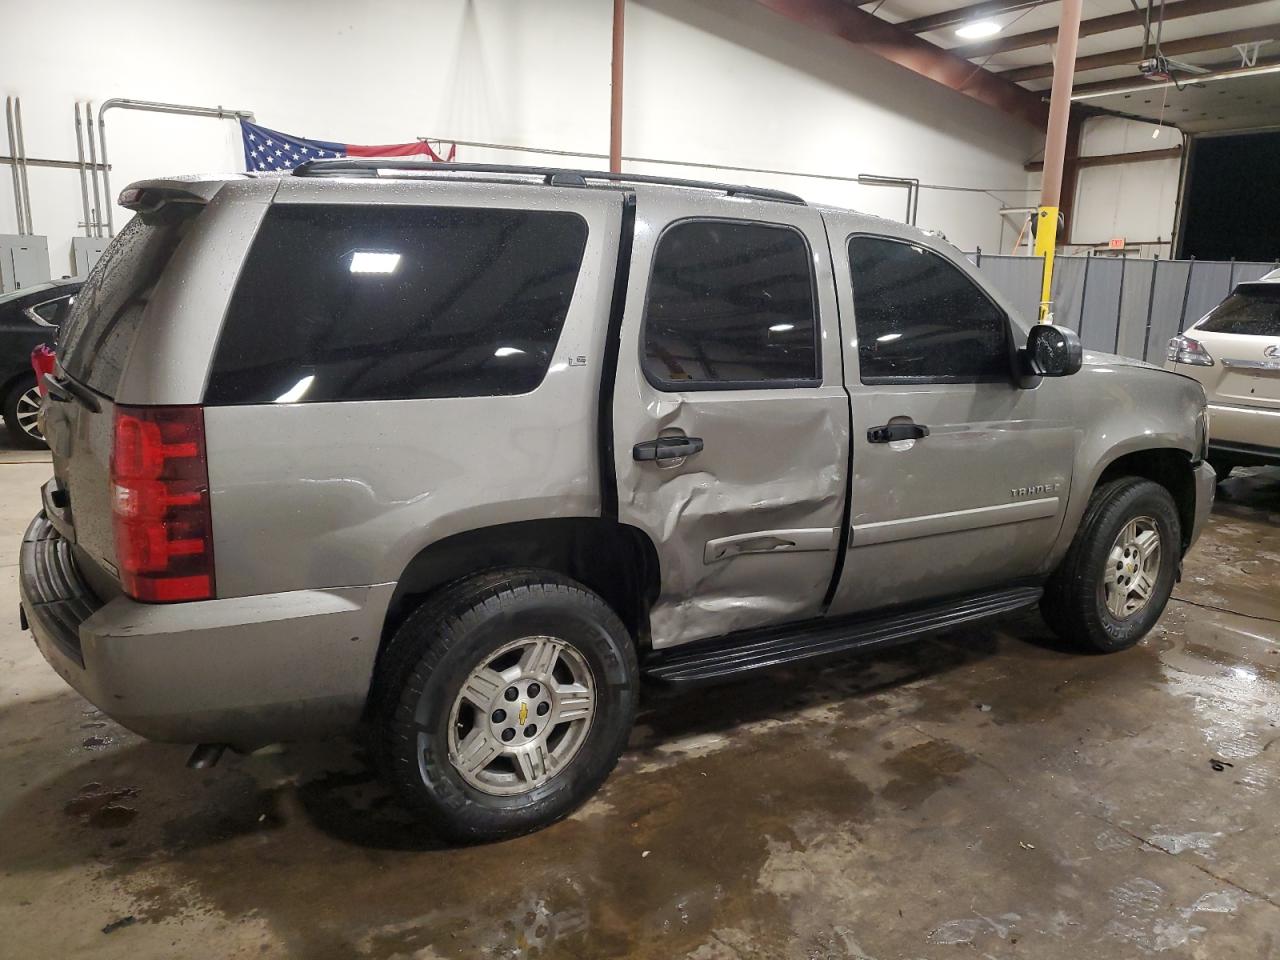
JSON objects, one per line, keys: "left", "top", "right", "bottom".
{"left": 1024, "top": 145, "right": 1182, "bottom": 170}
{"left": 1001, "top": 23, "right": 1280, "bottom": 82}
{"left": 954, "top": 0, "right": 1267, "bottom": 58}
{"left": 754, "top": 0, "right": 1049, "bottom": 127}
{"left": 899, "top": 0, "right": 1046, "bottom": 35}
{"left": 1070, "top": 51, "right": 1280, "bottom": 94}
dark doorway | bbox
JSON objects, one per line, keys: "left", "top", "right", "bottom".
{"left": 1179, "top": 131, "right": 1280, "bottom": 262}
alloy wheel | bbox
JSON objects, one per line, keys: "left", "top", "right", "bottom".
{"left": 446, "top": 636, "right": 596, "bottom": 797}
{"left": 15, "top": 386, "right": 42, "bottom": 441}
{"left": 1101, "top": 516, "right": 1161, "bottom": 619}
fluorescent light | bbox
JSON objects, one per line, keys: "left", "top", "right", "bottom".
{"left": 349, "top": 251, "right": 401, "bottom": 274}
{"left": 1071, "top": 62, "right": 1280, "bottom": 101}
{"left": 878, "top": 332, "right": 903, "bottom": 343}
{"left": 275, "top": 374, "right": 314, "bottom": 403}
{"left": 493, "top": 346, "right": 525, "bottom": 358}
{"left": 956, "top": 20, "right": 1001, "bottom": 39}
{"left": 769, "top": 323, "right": 795, "bottom": 332}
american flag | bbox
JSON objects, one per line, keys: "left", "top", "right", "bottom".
{"left": 240, "top": 120, "right": 456, "bottom": 172}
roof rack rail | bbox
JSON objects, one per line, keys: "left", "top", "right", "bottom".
{"left": 290, "top": 158, "right": 806, "bottom": 205}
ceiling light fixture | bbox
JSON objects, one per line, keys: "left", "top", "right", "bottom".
{"left": 955, "top": 20, "right": 1001, "bottom": 39}
{"left": 1071, "top": 62, "right": 1280, "bottom": 102}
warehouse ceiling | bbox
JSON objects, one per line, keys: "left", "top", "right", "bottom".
{"left": 849, "top": 0, "right": 1280, "bottom": 132}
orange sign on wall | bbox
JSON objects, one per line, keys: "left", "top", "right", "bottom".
{"left": 1108, "top": 237, "right": 1126, "bottom": 250}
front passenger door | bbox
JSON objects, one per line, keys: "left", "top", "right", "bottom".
{"left": 827, "top": 231, "right": 1077, "bottom": 616}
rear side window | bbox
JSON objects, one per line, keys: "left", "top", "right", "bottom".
{"left": 1196, "top": 285, "right": 1280, "bottom": 337}
{"left": 205, "top": 205, "right": 588, "bottom": 405}
{"left": 58, "top": 211, "right": 198, "bottom": 395}
{"left": 643, "top": 219, "right": 818, "bottom": 388}
{"left": 848, "top": 236, "right": 1009, "bottom": 384}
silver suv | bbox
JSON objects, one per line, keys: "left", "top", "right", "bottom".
{"left": 21, "top": 161, "right": 1215, "bottom": 841}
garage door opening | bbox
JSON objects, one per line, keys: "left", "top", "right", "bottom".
{"left": 1179, "top": 130, "right": 1280, "bottom": 262}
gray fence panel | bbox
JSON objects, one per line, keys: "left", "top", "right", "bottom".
{"left": 940, "top": 254, "right": 1269, "bottom": 362}
{"left": 1183, "top": 261, "right": 1234, "bottom": 327}
{"left": 1050, "top": 256, "right": 1088, "bottom": 332}
{"left": 1145, "top": 260, "right": 1193, "bottom": 363}
{"left": 1234, "top": 261, "right": 1278, "bottom": 284}
{"left": 1116, "top": 259, "right": 1156, "bottom": 359}
{"left": 1078, "top": 257, "right": 1125, "bottom": 353}
{"left": 971, "top": 254, "right": 1042, "bottom": 323}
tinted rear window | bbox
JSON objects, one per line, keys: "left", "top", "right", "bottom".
{"left": 58, "top": 210, "right": 198, "bottom": 395}
{"left": 643, "top": 219, "right": 818, "bottom": 388}
{"left": 1197, "top": 285, "right": 1280, "bottom": 337}
{"left": 205, "top": 205, "right": 589, "bottom": 405}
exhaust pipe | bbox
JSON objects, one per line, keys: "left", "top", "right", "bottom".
{"left": 186, "top": 743, "right": 226, "bottom": 769}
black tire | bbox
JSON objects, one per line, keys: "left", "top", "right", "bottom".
{"left": 3, "top": 380, "right": 47, "bottom": 450}
{"left": 1041, "top": 478, "right": 1181, "bottom": 653}
{"left": 372, "top": 568, "right": 638, "bottom": 842}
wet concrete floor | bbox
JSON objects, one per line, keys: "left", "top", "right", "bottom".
{"left": 1, "top": 443, "right": 1278, "bottom": 958}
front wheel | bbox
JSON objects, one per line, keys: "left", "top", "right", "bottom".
{"left": 373, "top": 568, "right": 638, "bottom": 842}
{"left": 1042, "top": 478, "right": 1181, "bottom": 653}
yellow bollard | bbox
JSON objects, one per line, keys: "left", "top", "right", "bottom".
{"left": 1034, "top": 205, "right": 1059, "bottom": 324}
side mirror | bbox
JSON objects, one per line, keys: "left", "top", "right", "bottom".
{"left": 1023, "top": 324, "right": 1083, "bottom": 378}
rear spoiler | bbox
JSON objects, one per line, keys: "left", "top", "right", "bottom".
{"left": 117, "top": 175, "right": 244, "bottom": 214}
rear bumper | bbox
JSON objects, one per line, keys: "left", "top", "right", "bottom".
{"left": 1189, "top": 461, "right": 1216, "bottom": 551}
{"left": 20, "top": 513, "right": 394, "bottom": 749}
{"left": 1208, "top": 402, "right": 1280, "bottom": 456}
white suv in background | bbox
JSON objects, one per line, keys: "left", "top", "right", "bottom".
{"left": 1168, "top": 268, "right": 1280, "bottom": 480}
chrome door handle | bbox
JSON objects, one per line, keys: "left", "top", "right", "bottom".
{"left": 633, "top": 437, "right": 704, "bottom": 461}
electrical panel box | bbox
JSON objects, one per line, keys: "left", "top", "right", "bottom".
{"left": 71, "top": 236, "right": 111, "bottom": 277}
{"left": 0, "top": 234, "right": 51, "bottom": 293}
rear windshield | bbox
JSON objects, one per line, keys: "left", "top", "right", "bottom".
{"left": 204, "top": 204, "right": 589, "bottom": 405}
{"left": 57, "top": 209, "right": 199, "bottom": 395}
{"left": 1196, "top": 285, "right": 1280, "bottom": 337}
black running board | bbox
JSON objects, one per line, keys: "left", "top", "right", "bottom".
{"left": 642, "top": 585, "right": 1043, "bottom": 685}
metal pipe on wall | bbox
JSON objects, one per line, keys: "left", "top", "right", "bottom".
{"left": 609, "top": 0, "right": 625, "bottom": 173}
{"left": 74, "top": 103, "right": 93, "bottom": 237}
{"left": 4, "top": 98, "right": 23, "bottom": 235}
{"left": 14, "top": 97, "right": 33, "bottom": 234}
{"left": 85, "top": 103, "right": 104, "bottom": 238}
{"left": 856, "top": 175, "right": 920, "bottom": 226}
{"left": 96, "top": 98, "right": 255, "bottom": 236}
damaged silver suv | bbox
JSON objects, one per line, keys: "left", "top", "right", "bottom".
{"left": 21, "top": 161, "right": 1215, "bottom": 840}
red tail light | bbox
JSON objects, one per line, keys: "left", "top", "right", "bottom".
{"left": 111, "top": 405, "right": 215, "bottom": 603}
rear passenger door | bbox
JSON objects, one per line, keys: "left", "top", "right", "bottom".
{"left": 826, "top": 226, "right": 1076, "bottom": 615}
{"left": 612, "top": 193, "right": 849, "bottom": 649}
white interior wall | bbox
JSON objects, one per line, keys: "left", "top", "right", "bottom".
{"left": 2, "top": 0, "right": 1041, "bottom": 276}
{"left": 1023, "top": 115, "right": 1183, "bottom": 259}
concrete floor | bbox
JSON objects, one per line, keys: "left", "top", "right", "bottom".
{"left": 1, "top": 437, "right": 1278, "bottom": 960}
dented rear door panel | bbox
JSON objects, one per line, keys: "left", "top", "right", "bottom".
{"left": 612, "top": 190, "right": 850, "bottom": 650}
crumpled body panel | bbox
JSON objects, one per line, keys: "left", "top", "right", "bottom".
{"left": 620, "top": 390, "right": 850, "bottom": 647}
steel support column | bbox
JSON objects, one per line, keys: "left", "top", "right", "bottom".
{"left": 610, "top": 0, "right": 625, "bottom": 173}
{"left": 1034, "top": 0, "right": 1083, "bottom": 323}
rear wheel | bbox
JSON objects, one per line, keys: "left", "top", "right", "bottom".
{"left": 1042, "top": 478, "right": 1180, "bottom": 653}
{"left": 373, "top": 568, "right": 638, "bottom": 842}
{"left": 3, "top": 381, "right": 46, "bottom": 449}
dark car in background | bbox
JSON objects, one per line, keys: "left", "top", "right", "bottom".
{"left": 0, "top": 279, "right": 80, "bottom": 448}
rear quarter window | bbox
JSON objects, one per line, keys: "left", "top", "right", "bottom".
{"left": 57, "top": 210, "right": 198, "bottom": 396}
{"left": 204, "top": 204, "right": 589, "bottom": 405}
